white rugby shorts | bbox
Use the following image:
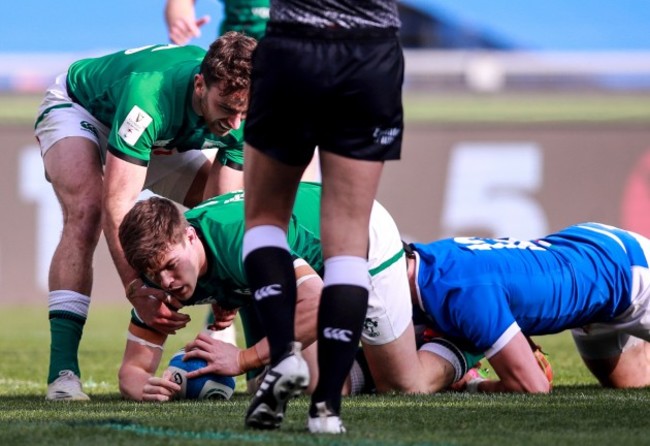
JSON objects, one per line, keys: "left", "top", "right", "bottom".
{"left": 362, "top": 200, "right": 412, "bottom": 346}
{"left": 572, "top": 230, "right": 650, "bottom": 359}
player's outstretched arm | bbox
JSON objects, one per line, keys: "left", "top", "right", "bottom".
{"left": 118, "top": 323, "right": 169, "bottom": 401}
{"left": 473, "top": 331, "right": 552, "bottom": 393}
{"left": 103, "top": 152, "right": 190, "bottom": 334}
{"left": 102, "top": 153, "right": 148, "bottom": 290}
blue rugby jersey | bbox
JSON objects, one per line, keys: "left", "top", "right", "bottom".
{"left": 413, "top": 223, "right": 645, "bottom": 357}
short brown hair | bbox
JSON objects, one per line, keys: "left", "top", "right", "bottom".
{"left": 200, "top": 31, "right": 257, "bottom": 96}
{"left": 119, "top": 197, "right": 188, "bottom": 276}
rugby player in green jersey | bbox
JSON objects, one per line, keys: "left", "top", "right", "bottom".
{"left": 34, "top": 31, "right": 256, "bottom": 401}
{"left": 164, "top": 0, "right": 321, "bottom": 351}
{"left": 116, "top": 183, "right": 472, "bottom": 403}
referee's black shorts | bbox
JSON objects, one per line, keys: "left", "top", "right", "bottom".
{"left": 244, "top": 23, "right": 404, "bottom": 166}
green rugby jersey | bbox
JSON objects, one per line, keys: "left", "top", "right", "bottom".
{"left": 220, "top": 0, "right": 270, "bottom": 40}
{"left": 183, "top": 181, "right": 323, "bottom": 309}
{"left": 66, "top": 44, "right": 243, "bottom": 167}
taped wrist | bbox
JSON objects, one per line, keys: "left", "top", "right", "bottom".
{"left": 238, "top": 346, "right": 263, "bottom": 373}
{"left": 126, "top": 332, "right": 164, "bottom": 351}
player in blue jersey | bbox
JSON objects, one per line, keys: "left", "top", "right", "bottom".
{"left": 406, "top": 222, "right": 650, "bottom": 393}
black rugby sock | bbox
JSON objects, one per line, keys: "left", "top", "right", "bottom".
{"left": 244, "top": 246, "right": 297, "bottom": 365}
{"left": 310, "top": 284, "right": 369, "bottom": 416}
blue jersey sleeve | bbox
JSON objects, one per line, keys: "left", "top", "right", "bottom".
{"left": 445, "top": 285, "right": 518, "bottom": 354}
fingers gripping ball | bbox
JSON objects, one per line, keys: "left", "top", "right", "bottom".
{"left": 167, "top": 349, "right": 236, "bottom": 400}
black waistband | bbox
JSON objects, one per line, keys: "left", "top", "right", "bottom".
{"left": 265, "top": 22, "right": 398, "bottom": 40}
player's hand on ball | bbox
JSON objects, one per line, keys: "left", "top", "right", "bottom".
{"left": 166, "top": 349, "right": 236, "bottom": 399}
{"left": 142, "top": 369, "right": 181, "bottom": 402}
{"left": 184, "top": 332, "right": 245, "bottom": 377}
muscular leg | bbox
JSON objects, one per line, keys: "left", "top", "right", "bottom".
{"left": 243, "top": 145, "right": 306, "bottom": 360}
{"left": 319, "top": 152, "right": 382, "bottom": 259}
{"left": 241, "top": 145, "right": 310, "bottom": 429}
{"left": 310, "top": 151, "right": 383, "bottom": 415}
{"left": 363, "top": 322, "right": 456, "bottom": 394}
{"left": 42, "top": 136, "right": 103, "bottom": 391}
{"left": 581, "top": 339, "right": 650, "bottom": 388}
{"left": 199, "top": 159, "right": 244, "bottom": 204}
{"left": 184, "top": 158, "right": 213, "bottom": 207}
{"left": 301, "top": 149, "right": 321, "bottom": 183}
{"left": 243, "top": 146, "right": 305, "bottom": 230}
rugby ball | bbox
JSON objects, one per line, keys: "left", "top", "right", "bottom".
{"left": 167, "top": 349, "right": 236, "bottom": 400}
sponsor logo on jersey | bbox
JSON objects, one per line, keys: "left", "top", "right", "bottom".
{"left": 191, "top": 295, "right": 218, "bottom": 305}
{"left": 202, "top": 139, "right": 228, "bottom": 150}
{"left": 80, "top": 121, "right": 99, "bottom": 139}
{"left": 254, "top": 284, "right": 282, "bottom": 301}
{"left": 323, "top": 327, "right": 353, "bottom": 342}
{"left": 224, "top": 192, "right": 245, "bottom": 205}
{"left": 153, "top": 138, "right": 173, "bottom": 147}
{"left": 363, "top": 318, "right": 380, "bottom": 338}
{"left": 187, "top": 286, "right": 251, "bottom": 306}
{"left": 456, "top": 237, "right": 546, "bottom": 252}
{"left": 373, "top": 127, "right": 401, "bottom": 145}
{"left": 252, "top": 7, "right": 270, "bottom": 19}
{"left": 118, "top": 105, "right": 153, "bottom": 146}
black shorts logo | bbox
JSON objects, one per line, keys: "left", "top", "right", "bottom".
{"left": 363, "top": 318, "right": 380, "bottom": 338}
{"left": 80, "top": 121, "right": 99, "bottom": 139}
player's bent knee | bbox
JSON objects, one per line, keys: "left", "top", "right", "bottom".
{"left": 581, "top": 349, "right": 650, "bottom": 389}
{"left": 528, "top": 381, "right": 552, "bottom": 393}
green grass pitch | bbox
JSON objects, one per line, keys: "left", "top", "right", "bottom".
{"left": 3, "top": 92, "right": 650, "bottom": 125}
{"left": 2, "top": 91, "right": 650, "bottom": 444}
{"left": 2, "top": 304, "right": 650, "bottom": 446}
